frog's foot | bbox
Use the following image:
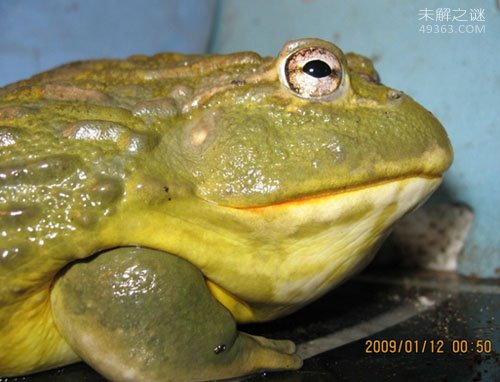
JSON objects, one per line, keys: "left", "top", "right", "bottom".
{"left": 50, "top": 247, "right": 302, "bottom": 382}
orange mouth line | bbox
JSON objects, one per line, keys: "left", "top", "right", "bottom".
{"left": 233, "top": 174, "right": 441, "bottom": 212}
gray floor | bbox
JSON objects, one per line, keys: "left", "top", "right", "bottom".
{"left": 4, "top": 268, "right": 499, "bottom": 382}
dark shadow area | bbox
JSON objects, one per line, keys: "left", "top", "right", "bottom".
{"left": 6, "top": 268, "right": 498, "bottom": 382}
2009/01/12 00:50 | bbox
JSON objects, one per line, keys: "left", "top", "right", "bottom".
{"left": 364, "top": 339, "right": 493, "bottom": 354}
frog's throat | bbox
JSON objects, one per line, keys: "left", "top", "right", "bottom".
{"left": 202, "top": 176, "right": 443, "bottom": 323}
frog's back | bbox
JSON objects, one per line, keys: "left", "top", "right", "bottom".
{"left": 0, "top": 51, "right": 265, "bottom": 374}
{"left": 0, "top": 51, "right": 265, "bottom": 296}
{"left": 0, "top": 58, "right": 161, "bottom": 304}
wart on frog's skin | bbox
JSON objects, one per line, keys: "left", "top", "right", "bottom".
{"left": 213, "top": 344, "right": 226, "bottom": 354}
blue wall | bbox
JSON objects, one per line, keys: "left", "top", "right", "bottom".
{"left": 0, "top": 0, "right": 216, "bottom": 86}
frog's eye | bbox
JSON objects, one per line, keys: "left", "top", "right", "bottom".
{"left": 282, "top": 47, "right": 343, "bottom": 100}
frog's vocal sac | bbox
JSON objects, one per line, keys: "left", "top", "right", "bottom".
{"left": 0, "top": 38, "right": 452, "bottom": 381}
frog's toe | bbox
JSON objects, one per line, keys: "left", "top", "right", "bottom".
{"left": 244, "top": 333, "right": 297, "bottom": 354}
{"left": 50, "top": 247, "right": 302, "bottom": 381}
{"left": 237, "top": 333, "right": 303, "bottom": 372}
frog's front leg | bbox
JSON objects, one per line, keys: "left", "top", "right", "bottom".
{"left": 50, "top": 247, "right": 302, "bottom": 382}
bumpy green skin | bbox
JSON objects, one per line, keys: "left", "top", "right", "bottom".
{"left": 0, "top": 38, "right": 453, "bottom": 379}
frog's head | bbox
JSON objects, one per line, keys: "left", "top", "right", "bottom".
{"left": 138, "top": 39, "right": 454, "bottom": 317}
{"left": 168, "top": 38, "right": 452, "bottom": 210}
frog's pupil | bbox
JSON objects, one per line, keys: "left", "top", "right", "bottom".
{"left": 303, "top": 60, "right": 332, "bottom": 78}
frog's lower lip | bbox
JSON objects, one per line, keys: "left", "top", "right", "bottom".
{"left": 234, "top": 175, "right": 442, "bottom": 212}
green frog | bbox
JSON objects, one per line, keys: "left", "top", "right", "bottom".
{"left": 0, "top": 38, "right": 452, "bottom": 381}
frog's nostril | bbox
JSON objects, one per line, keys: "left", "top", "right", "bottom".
{"left": 387, "top": 90, "right": 403, "bottom": 100}
{"left": 359, "top": 72, "right": 381, "bottom": 84}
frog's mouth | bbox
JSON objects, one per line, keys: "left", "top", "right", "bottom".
{"left": 233, "top": 175, "right": 442, "bottom": 213}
